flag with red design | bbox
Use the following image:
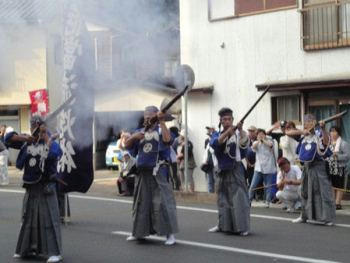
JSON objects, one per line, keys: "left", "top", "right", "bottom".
{"left": 29, "top": 89, "right": 49, "bottom": 116}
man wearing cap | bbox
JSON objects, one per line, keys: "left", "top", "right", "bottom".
{"left": 202, "top": 126, "right": 217, "bottom": 193}
{"left": 286, "top": 114, "right": 335, "bottom": 225}
{"left": 124, "top": 106, "right": 179, "bottom": 245}
{"left": 208, "top": 107, "right": 250, "bottom": 236}
{"left": 246, "top": 126, "right": 257, "bottom": 187}
{"left": 177, "top": 129, "right": 196, "bottom": 192}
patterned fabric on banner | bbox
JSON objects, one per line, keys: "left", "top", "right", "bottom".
{"left": 29, "top": 89, "right": 49, "bottom": 116}
{"left": 53, "top": 1, "right": 95, "bottom": 193}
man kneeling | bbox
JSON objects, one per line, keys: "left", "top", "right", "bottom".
{"left": 276, "top": 157, "right": 301, "bottom": 213}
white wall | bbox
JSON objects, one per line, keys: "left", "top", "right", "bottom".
{"left": 0, "top": 25, "right": 47, "bottom": 105}
{"left": 180, "top": 0, "right": 350, "bottom": 191}
{"left": 186, "top": 92, "right": 213, "bottom": 191}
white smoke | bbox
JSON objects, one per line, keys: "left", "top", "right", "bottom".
{"left": 0, "top": 0, "right": 180, "bottom": 145}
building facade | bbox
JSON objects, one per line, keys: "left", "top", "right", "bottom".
{"left": 0, "top": 0, "right": 56, "bottom": 163}
{"left": 180, "top": 0, "right": 350, "bottom": 191}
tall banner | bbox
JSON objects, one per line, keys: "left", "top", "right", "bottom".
{"left": 56, "top": 1, "right": 94, "bottom": 193}
{"left": 29, "top": 89, "right": 49, "bottom": 116}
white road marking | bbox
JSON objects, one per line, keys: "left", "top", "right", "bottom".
{"left": 0, "top": 189, "right": 24, "bottom": 194}
{"left": 112, "top": 231, "right": 341, "bottom": 263}
{"left": 1, "top": 189, "right": 350, "bottom": 228}
{"left": 71, "top": 194, "right": 133, "bottom": 205}
{"left": 251, "top": 214, "right": 292, "bottom": 222}
{"left": 93, "top": 178, "right": 116, "bottom": 182}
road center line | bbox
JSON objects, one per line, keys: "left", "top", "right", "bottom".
{"left": 1, "top": 189, "right": 350, "bottom": 228}
{"left": 111, "top": 230, "right": 341, "bottom": 263}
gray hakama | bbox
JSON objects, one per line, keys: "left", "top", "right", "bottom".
{"left": 217, "top": 163, "right": 250, "bottom": 233}
{"left": 301, "top": 160, "right": 335, "bottom": 223}
{"left": 15, "top": 182, "right": 62, "bottom": 257}
{"left": 132, "top": 165, "right": 179, "bottom": 238}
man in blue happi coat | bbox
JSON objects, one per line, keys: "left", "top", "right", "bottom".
{"left": 208, "top": 107, "right": 250, "bottom": 236}
{"left": 124, "top": 106, "right": 179, "bottom": 245}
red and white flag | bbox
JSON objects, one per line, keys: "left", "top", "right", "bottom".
{"left": 29, "top": 89, "right": 49, "bottom": 116}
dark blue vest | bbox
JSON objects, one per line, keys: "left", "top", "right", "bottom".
{"left": 297, "top": 134, "right": 332, "bottom": 162}
{"left": 17, "top": 143, "right": 49, "bottom": 184}
{"left": 297, "top": 139, "right": 317, "bottom": 162}
{"left": 210, "top": 131, "right": 238, "bottom": 171}
{"left": 137, "top": 129, "right": 160, "bottom": 168}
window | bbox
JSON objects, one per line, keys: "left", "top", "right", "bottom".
{"left": 208, "top": 0, "right": 297, "bottom": 21}
{"left": 301, "top": 0, "right": 350, "bottom": 50}
{"left": 0, "top": 108, "right": 19, "bottom": 116}
{"left": 271, "top": 95, "right": 301, "bottom": 124}
{"left": 306, "top": 91, "right": 350, "bottom": 141}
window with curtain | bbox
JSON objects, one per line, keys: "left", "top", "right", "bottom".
{"left": 272, "top": 95, "right": 301, "bottom": 123}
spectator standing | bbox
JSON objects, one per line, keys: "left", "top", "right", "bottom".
{"left": 176, "top": 129, "right": 196, "bottom": 192}
{"left": 245, "top": 125, "right": 265, "bottom": 201}
{"left": 249, "top": 129, "right": 277, "bottom": 208}
{"left": 0, "top": 125, "right": 9, "bottom": 185}
{"left": 279, "top": 121, "right": 299, "bottom": 165}
{"left": 202, "top": 126, "right": 216, "bottom": 193}
{"left": 169, "top": 127, "right": 181, "bottom": 190}
{"left": 326, "top": 126, "right": 350, "bottom": 210}
{"left": 246, "top": 126, "right": 257, "bottom": 186}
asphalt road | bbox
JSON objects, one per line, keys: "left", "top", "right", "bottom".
{"left": 1, "top": 187, "right": 350, "bottom": 263}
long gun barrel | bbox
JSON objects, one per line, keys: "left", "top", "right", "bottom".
{"left": 144, "top": 85, "right": 189, "bottom": 131}
{"left": 161, "top": 85, "right": 189, "bottom": 113}
{"left": 238, "top": 85, "right": 271, "bottom": 124}
{"left": 307, "top": 110, "right": 348, "bottom": 132}
{"left": 321, "top": 110, "right": 347, "bottom": 124}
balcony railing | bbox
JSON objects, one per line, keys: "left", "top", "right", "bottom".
{"left": 301, "top": 0, "right": 350, "bottom": 50}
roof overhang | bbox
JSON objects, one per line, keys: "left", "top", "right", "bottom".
{"left": 0, "top": 91, "right": 30, "bottom": 106}
{"left": 189, "top": 83, "right": 214, "bottom": 94}
{"left": 256, "top": 77, "right": 350, "bottom": 92}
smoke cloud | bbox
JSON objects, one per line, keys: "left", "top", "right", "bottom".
{"left": 0, "top": 0, "right": 179, "bottom": 126}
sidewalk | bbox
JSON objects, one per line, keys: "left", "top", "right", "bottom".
{"left": 3, "top": 166, "right": 350, "bottom": 216}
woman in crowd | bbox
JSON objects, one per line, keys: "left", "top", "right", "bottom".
{"left": 176, "top": 129, "right": 196, "bottom": 192}
{"left": 326, "top": 126, "right": 350, "bottom": 210}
